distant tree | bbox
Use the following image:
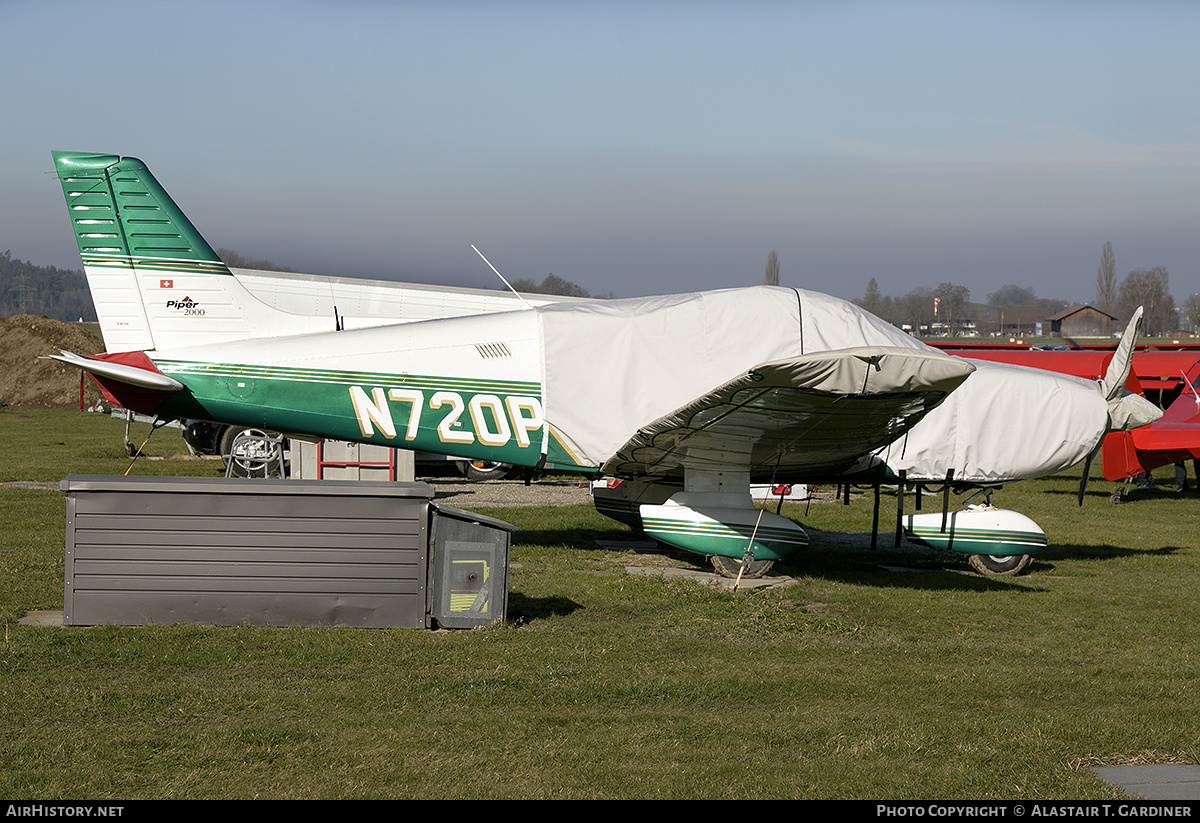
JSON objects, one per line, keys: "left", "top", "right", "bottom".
{"left": 1183, "top": 293, "right": 1200, "bottom": 332}
{"left": 509, "top": 273, "right": 592, "bottom": 298}
{"left": 763, "top": 251, "right": 780, "bottom": 287}
{"left": 934, "top": 282, "right": 971, "bottom": 335}
{"left": 217, "top": 248, "right": 294, "bottom": 272}
{"left": 898, "top": 287, "right": 936, "bottom": 335}
{"left": 0, "top": 250, "right": 96, "bottom": 321}
{"left": 1117, "top": 266, "right": 1175, "bottom": 336}
{"left": 854, "top": 277, "right": 898, "bottom": 324}
{"left": 861, "top": 277, "right": 883, "bottom": 315}
{"left": 1095, "top": 241, "right": 1117, "bottom": 313}
{"left": 987, "top": 284, "right": 1037, "bottom": 307}
{"left": 540, "top": 273, "right": 591, "bottom": 298}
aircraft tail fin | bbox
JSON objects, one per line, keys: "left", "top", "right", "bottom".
{"left": 52, "top": 151, "right": 327, "bottom": 353}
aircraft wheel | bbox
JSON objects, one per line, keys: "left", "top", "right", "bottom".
{"left": 710, "top": 555, "right": 775, "bottom": 579}
{"left": 967, "top": 553, "right": 1031, "bottom": 576}
{"left": 458, "top": 460, "right": 510, "bottom": 481}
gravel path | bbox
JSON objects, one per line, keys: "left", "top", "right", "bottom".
{"left": 2, "top": 477, "right": 595, "bottom": 507}
{"left": 427, "top": 477, "right": 594, "bottom": 508}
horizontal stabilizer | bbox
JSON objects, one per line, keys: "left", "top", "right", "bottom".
{"left": 45, "top": 350, "right": 184, "bottom": 391}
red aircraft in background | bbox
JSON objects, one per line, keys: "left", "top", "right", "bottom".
{"left": 932, "top": 343, "right": 1200, "bottom": 493}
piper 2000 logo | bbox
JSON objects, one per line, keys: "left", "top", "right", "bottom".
{"left": 165, "top": 297, "right": 204, "bottom": 316}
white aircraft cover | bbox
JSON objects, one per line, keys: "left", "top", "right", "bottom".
{"left": 537, "top": 286, "right": 936, "bottom": 469}
{"left": 882, "top": 358, "right": 1110, "bottom": 484}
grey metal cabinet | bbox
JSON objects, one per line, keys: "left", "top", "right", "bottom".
{"left": 61, "top": 475, "right": 513, "bottom": 629}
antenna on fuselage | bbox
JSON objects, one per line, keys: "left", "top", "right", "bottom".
{"left": 471, "top": 244, "right": 532, "bottom": 309}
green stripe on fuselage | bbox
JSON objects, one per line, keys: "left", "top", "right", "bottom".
{"left": 154, "top": 359, "right": 547, "bottom": 467}
{"left": 157, "top": 360, "right": 536, "bottom": 397}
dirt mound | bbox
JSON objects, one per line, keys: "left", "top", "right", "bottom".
{"left": 0, "top": 315, "right": 106, "bottom": 409}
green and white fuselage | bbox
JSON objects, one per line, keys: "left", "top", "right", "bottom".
{"left": 143, "top": 311, "right": 556, "bottom": 472}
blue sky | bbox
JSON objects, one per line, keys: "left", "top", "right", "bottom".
{"left": 4, "top": 0, "right": 1199, "bottom": 306}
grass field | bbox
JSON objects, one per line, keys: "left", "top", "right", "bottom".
{"left": 1, "top": 408, "right": 1198, "bottom": 799}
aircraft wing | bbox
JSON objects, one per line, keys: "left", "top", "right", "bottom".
{"left": 1102, "top": 359, "right": 1200, "bottom": 478}
{"left": 936, "top": 347, "right": 1200, "bottom": 397}
{"left": 601, "top": 347, "right": 975, "bottom": 480}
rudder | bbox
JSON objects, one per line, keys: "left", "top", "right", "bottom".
{"left": 52, "top": 151, "right": 327, "bottom": 353}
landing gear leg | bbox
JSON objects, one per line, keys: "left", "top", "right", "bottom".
{"left": 1109, "top": 477, "right": 1131, "bottom": 505}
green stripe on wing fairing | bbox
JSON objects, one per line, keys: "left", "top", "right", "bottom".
{"left": 640, "top": 516, "right": 808, "bottom": 560}
{"left": 904, "top": 524, "right": 1048, "bottom": 557}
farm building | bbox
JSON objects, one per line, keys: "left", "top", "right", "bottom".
{"left": 994, "top": 305, "right": 1052, "bottom": 337}
{"left": 1047, "top": 304, "right": 1118, "bottom": 338}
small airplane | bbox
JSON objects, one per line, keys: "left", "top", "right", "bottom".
{"left": 932, "top": 343, "right": 1200, "bottom": 496}
{"left": 47, "top": 150, "right": 1161, "bottom": 579}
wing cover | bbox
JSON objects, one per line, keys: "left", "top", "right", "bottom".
{"left": 538, "top": 287, "right": 934, "bottom": 470}
{"left": 884, "top": 358, "right": 1111, "bottom": 484}
{"left": 602, "top": 347, "right": 974, "bottom": 480}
